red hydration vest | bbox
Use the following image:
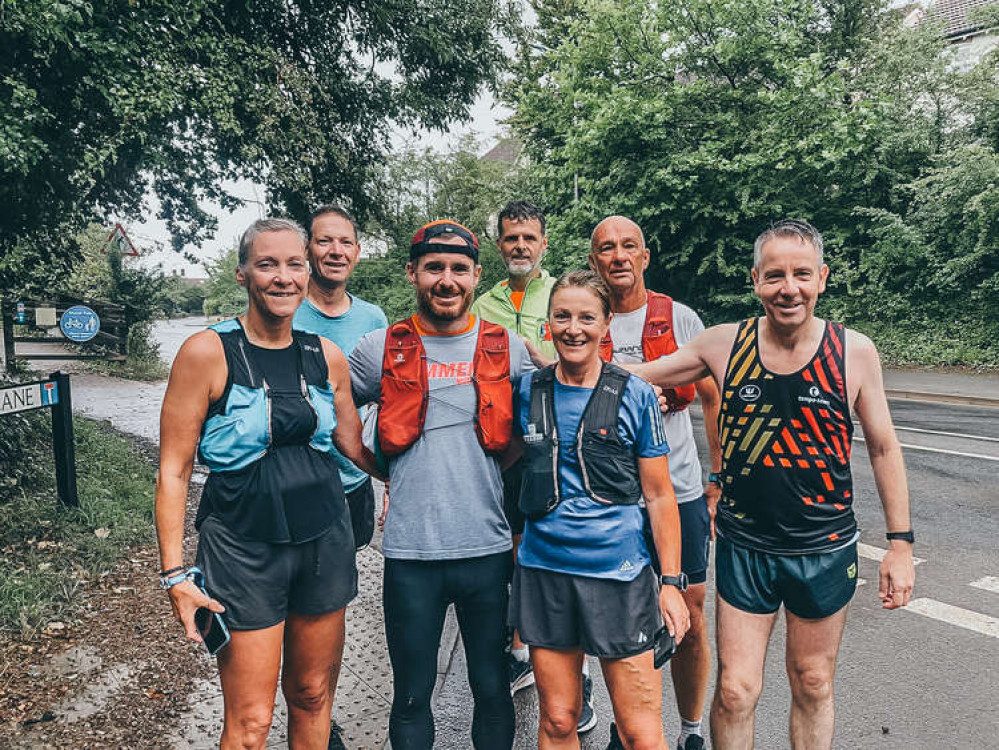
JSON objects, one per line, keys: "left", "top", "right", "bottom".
{"left": 379, "top": 316, "right": 513, "bottom": 456}
{"left": 599, "top": 291, "right": 697, "bottom": 412}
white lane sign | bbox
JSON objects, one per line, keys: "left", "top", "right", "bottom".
{"left": 0, "top": 379, "right": 60, "bottom": 415}
{"left": 0, "top": 372, "right": 77, "bottom": 506}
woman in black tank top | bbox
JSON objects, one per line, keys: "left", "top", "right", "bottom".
{"left": 154, "top": 219, "right": 384, "bottom": 748}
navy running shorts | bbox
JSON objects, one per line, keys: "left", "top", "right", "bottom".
{"left": 509, "top": 564, "right": 662, "bottom": 659}
{"left": 715, "top": 535, "right": 857, "bottom": 620}
{"left": 195, "top": 514, "right": 358, "bottom": 631}
{"left": 679, "top": 494, "right": 711, "bottom": 585}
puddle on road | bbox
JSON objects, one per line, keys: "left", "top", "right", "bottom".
{"left": 39, "top": 644, "right": 103, "bottom": 679}
{"left": 13, "top": 662, "right": 141, "bottom": 748}
{"left": 59, "top": 663, "right": 137, "bottom": 723}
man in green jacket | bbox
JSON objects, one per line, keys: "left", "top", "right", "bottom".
{"left": 472, "top": 200, "right": 557, "bottom": 362}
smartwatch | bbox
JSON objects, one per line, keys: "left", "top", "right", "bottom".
{"left": 707, "top": 472, "right": 722, "bottom": 487}
{"left": 660, "top": 572, "right": 689, "bottom": 592}
{"left": 886, "top": 530, "right": 915, "bottom": 544}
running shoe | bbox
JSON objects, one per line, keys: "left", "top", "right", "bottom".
{"left": 509, "top": 654, "right": 535, "bottom": 695}
{"left": 577, "top": 673, "right": 597, "bottom": 733}
{"left": 328, "top": 719, "right": 347, "bottom": 750}
{"left": 606, "top": 721, "right": 624, "bottom": 749}
{"left": 677, "top": 735, "right": 706, "bottom": 750}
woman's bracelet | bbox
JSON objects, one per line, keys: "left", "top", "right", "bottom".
{"left": 159, "top": 566, "right": 191, "bottom": 590}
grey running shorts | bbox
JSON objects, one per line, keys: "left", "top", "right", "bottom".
{"left": 715, "top": 535, "right": 858, "bottom": 620}
{"left": 509, "top": 564, "right": 662, "bottom": 659}
{"left": 195, "top": 514, "right": 358, "bottom": 631}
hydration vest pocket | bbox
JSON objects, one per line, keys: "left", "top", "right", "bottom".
{"left": 379, "top": 375, "right": 427, "bottom": 456}
{"left": 579, "top": 433, "right": 641, "bottom": 505}
{"left": 474, "top": 373, "right": 514, "bottom": 454}
{"left": 518, "top": 437, "right": 560, "bottom": 519}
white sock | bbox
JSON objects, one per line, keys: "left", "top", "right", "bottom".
{"left": 677, "top": 718, "right": 702, "bottom": 747}
{"left": 511, "top": 645, "right": 529, "bottom": 662}
{"left": 581, "top": 658, "right": 590, "bottom": 677}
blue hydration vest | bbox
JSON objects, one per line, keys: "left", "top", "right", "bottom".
{"left": 198, "top": 319, "right": 337, "bottom": 473}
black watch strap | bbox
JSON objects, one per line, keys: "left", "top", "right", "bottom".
{"left": 659, "top": 572, "right": 689, "bottom": 592}
{"left": 886, "top": 530, "right": 915, "bottom": 544}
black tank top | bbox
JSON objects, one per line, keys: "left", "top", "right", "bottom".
{"left": 716, "top": 318, "right": 855, "bottom": 554}
{"left": 196, "top": 333, "right": 347, "bottom": 544}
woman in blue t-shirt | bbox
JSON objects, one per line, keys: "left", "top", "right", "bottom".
{"left": 511, "top": 270, "right": 690, "bottom": 748}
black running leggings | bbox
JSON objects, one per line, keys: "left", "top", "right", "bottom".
{"left": 384, "top": 552, "right": 514, "bottom": 750}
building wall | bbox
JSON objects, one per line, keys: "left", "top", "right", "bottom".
{"left": 952, "top": 31, "right": 999, "bottom": 70}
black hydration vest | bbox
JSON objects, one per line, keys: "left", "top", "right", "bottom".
{"left": 519, "top": 363, "right": 643, "bottom": 519}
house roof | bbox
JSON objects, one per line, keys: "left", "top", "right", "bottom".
{"left": 481, "top": 138, "right": 524, "bottom": 164}
{"left": 930, "top": 0, "right": 997, "bottom": 38}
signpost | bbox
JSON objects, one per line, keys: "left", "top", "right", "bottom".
{"left": 0, "top": 372, "right": 78, "bottom": 507}
{"left": 60, "top": 305, "right": 101, "bottom": 343}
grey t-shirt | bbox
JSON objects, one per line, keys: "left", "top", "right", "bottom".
{"left": 610, "top": 301, "right": 705, "bottom": 504}
{"left": 350, "top": 319, "right": 533, "bottom": 560}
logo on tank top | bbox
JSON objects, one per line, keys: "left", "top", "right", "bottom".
{"left": 798, "top": 384, "right": 830, "bottom": 407}
{"left": 738, "top": 383, "right": 762, "bottom": 402}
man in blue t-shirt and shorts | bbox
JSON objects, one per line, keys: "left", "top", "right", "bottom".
{"left": 292, "top": 204, "right": 387, "bottom": 749}
{"left": 589, "top": 216, "right": 722, "bottom": 750}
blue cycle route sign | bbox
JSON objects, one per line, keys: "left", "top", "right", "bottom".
{"left": 60, "top": 305, "right": 100, "bottom": 343}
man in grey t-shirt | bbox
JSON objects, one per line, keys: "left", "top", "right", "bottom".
{"left": 590, "top": 215, "right": 722, "bottom": 750}
{"left": 349, "top": 220, "right": 531, "bottom": 750}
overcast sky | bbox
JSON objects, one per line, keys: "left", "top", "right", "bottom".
{"left": 135, "top": 92, "right": 513, "bottom": 279}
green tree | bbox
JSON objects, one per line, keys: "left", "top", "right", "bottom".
{"left": 201, "top": 248, "right": 245, "bottom": 317}
{"left": 504, "top": 0, "right": 969, "bottom": 324}
{"left": 350, "top": 139, "right": 529, "bottom": 322}
{"left": 160, "top": 276, "right": 208, "bottom": 317}
{"left": 54, "top": 224, "right": 167, "bottom": 372}
{"left": 1, "top": 0, "right": 520, "bottom": 294}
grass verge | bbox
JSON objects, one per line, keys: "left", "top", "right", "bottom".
{"left": 79, "top": 354, "right": 169, "bottom": 382}
{"left": 0, "top": 415, "right": 156, "bottom": 632}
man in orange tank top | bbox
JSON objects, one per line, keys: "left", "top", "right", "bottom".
{"left": 627, "top": 220, "right": 915, "bottom": 750}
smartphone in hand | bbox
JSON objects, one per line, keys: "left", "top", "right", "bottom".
{"left": 195, "top": 606, "right": 231, "bottom": 656}
{"left": 652, "top": 625, "right": 676, "bottom": 669}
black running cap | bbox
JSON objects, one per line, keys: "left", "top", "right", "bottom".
{"left": 410, "top": 220, "right": 479, "bottom": 262}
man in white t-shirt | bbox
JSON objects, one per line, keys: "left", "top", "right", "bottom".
{"left": 590, "top": 215, "right": 722, "bottom": 750}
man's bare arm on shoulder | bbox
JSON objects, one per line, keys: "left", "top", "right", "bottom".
{"left": 848, "top": 329, "right": 915, "bottom": 610}
{"left": 627, "top": 323, "right": 737, "bottom": 389}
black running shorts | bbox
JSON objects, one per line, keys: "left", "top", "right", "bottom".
{"left": 715, "top": 535, "right": 857, "bottom": 620}
{"left": 195, "top": 514, "right": 357, "bottom": 631}
{"left": 509, "top": 564, "right": 662, "bottom": 659}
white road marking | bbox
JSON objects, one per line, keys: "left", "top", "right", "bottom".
{"left": 854, "top": 422, "right": 999, "bottom": 444}
{"left": 856, "top": 577, "right": 867, "bottom": 586}
{"left": 970, "top": 576, "right": 999, "bottom": 595}
{"left": 857, "top": 542, "right": 925, "bottom": 566}
{"left": 904, "top": 598, "right": 999, "bottom": 639}
{"left": 853, "top": 436, "right": 999, "bottom": 462}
